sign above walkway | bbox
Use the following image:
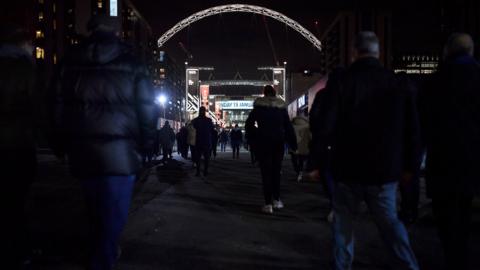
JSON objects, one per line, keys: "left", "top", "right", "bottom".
{"left": 219, "top": 100, "right": 254, "bottom": 110}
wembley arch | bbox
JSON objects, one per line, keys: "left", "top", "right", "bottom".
{"left": 157, "top": 4, "right": 323, "bottom": 50}
{"left": 157, "top": 4, "right": 323, "bottom": 125}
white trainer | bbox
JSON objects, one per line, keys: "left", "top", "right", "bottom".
{"left": 297, "top": 172, "right": 303, "bottom": 182}
{"left": 327, "top": 210, "right": 334, "bottom": 223}
{"left": 273, "top": 200, "right": 284, "bottom": 209}
{"left": 262, "top": 204, "right": 273, "bottom": 214}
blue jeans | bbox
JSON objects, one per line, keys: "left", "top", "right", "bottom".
{"left": 333, "top": 182, "right": 418, "bottom": 270}
{"left": 81, "top": 175, "right": 136, "bottom": 270}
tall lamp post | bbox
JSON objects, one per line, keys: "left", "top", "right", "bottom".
{"left": 157, "top": 94, "right": 167, "bottom": 120}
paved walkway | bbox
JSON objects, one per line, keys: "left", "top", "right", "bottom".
{"left": 27, "top": 151, "right": 480, "bottom": 269}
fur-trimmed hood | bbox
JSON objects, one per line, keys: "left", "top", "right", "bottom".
{"left": 253, "top": 96, "right": 286, "bottom": 109}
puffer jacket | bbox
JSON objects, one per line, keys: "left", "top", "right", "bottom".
{"left": 50, "top": 31, "right": 156, "bottom": 177}
{"left": 0, "top": 44, "right": 38, "bottom": 151}
{"left": 291, "top": 116, "right": 311, "bottom": 156}
{"left": 245, "top": 96, "right": 297, "bottom": 151}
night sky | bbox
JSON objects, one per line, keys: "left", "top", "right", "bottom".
{"left": 134, "top": 0, "right": 441, "bottom": 76}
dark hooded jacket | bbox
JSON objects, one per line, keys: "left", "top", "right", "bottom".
{"left": 0, "top": 44, "right": 38, "bottom": 149}
{"left": 245, "top": 96, "right": 297, "bottom": 152}
{"left": 0, "top": 44, "right": 38, "bottom": 169}
{"left": 192, "top": 115, "right": 214, "bottom": 150}
{"left": 50, "top": 31, "right": 156, "bottom": 177}
{"left": 159, "top": 123, "right": 176, "bottom": 149}
{"left": 421, "top": 54, "right": 480, "bottom": 195}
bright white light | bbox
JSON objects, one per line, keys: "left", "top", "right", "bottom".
{"left": 157, "top": 95, "right": 167, "bottom": 105}
{"left": 109, "top": 0, "right": 118, "bottom": 16}
{"left": 283, "top": 61, "right": 287, "bottom": 65}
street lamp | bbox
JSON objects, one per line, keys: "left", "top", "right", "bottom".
{"left": 156, "top": 94, "right": 167, "bottom": 119}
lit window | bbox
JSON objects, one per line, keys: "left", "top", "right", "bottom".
{"left": 98, "top": 0, "right": 103, "bottom": 8}
{"left": 38, "top": 12, "right": 44, "bottom": 21}
{"left": 53, "top": 54, "right": 57, "bottom": 65}
{"left": 53, "top": 3, "right": 56, "bottom": 13}
{"left": 160, "top": 68, "right": 165, "bottom": 73}
{"left": 35, "top": 30, "right": 44, "bottom": 38}
{"left": 39, "top": 0, "right": 44, "bottom": 4}
{"left": 53, "top": 20, "right": 57, "bottom": 30}
{"left": 36, "top": 47, "right": 45, "bottom": 59}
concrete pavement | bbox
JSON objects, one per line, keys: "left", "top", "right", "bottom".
{"left": 26, "top": 151, "right": 480, "bottom": 269}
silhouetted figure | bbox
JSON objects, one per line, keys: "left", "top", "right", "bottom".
{"left": 176, "top": 125, "right": 189, "bottom": 159}
{"left": 158, "top": 121, "right": 175, "bottom": 160}
{"left": 397, "top": 72, "right": 421, "bottom": 225}
{"left": 230, "top": 124, "right": 243, "bottom": 159}
{"left": 245, "top": 126, "right": 257, "bottom": 165}
{"left": 219, "top": 129, "right": 229, "bottom": 152}
{"left": 246, "top": 85, "right": 297, "bottom": 214}
{"left": 50, "top": 15, "right": 156, "bottom": 270}
{"left": 290, "top": 114, "right": 311, "bottom": 182}
{"left": 316, "top": 32, "right": 420, "bottom": 269}
{"left": 211, "top": 126, "right": 219, "bottom": 159}
{"left": 309, "top": 67, "right": 345, "bottom": 222}
{"left": 192, "top": 107, "right": 214, "bottom": 176}
{"left": 186, "top": 121, "right": 196, "bottom": 164}
{"left": 421, "top": 33, "right": 480, "bottom": 270}
{"left": 0, "top": 23, "right": 38, "bottom": 269}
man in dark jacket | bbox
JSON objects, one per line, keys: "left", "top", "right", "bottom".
{"left": 50, "top": 15, "right": 156, "bottom": 270}
{"left": 176, "top": 125, "right": 189, "bottom": 159}
{"left": 159, "top": 121, "right": 176, "bottom": 160}
{"left": 308, "top": 68, "right": 345, "bottom": 222}
{"left": 192, "top": 106, "right": 214, "bottom": 176}
{"left": 245, "top": 85, "right": 297, "bottom": 214}
{"left": 230, "top": 124, "right": 243, "bottom": 159}
{"left": 421, "top": 33, "right": 480, "bottom": 270}
{"left": 317, "top": 32, "right": 420, "bottom": 269}
{"left": 219, "top": 129, "right": 229, "bottom": 152}
{"left": 0, "top": 24, "right": 38, "bottom": 268}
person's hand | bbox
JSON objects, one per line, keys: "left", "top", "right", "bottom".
{"left": 308, "top": 169, "right": 321, "bottom": 181}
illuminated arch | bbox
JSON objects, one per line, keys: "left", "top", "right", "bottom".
{"left": 157, "top": 4, "right": 322, "bottom": 51}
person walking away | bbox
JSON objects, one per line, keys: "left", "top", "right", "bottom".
{"left": 246, "top": 85, "right": 297, "bottom": 214}
{"left": 396, "top": 72, "right": 421, "bottom": 225}
{"left": 245, "top": 126, "right": 257, "bottom": 165}
{"left": 192, "top": 106, "right": 214, "bottom": 177}
{"left": 211, "top": 126, "right": 219, "bottom": 160}
{"left": 159, "top": 120, "right": 175, "bottom": 160}
{"left": 49, "top": 15, "right": 156, "bottom": 270}
{"left": 219, "top": 129, "right": 228, "bottom": 152}
{"left": 0, "top": 23, "right": 39, "bottom": 269}
{"left": 421, "top": 33, "right": 480, "bottom": 270}
{"left": 290, "top": 114, "right": 311, "bottom": 182}
{"left": 177, "top": 125, "right": 189, "bottom": 159}
{"left": 230, "top": 124, "right": 243, "bottom": 159}
{"left": 308, "top": 67, "right": 345, "bottom": 223}
{"left": 317, "top": 32, "right": 420, "bottom": 269}
{"left": 186, "top": 121, "right": 196, "bottom": 163}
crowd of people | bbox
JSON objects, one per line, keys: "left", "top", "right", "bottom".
{"left": 1, "top": 11, "right": 479, "bottom": 270}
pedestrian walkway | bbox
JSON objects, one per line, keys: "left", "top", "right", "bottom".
{"left": 26, "top": 152, "right": 480, "bottom": 269}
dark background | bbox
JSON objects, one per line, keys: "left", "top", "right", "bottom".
{"left": 133, "top": 0, "right": 444, "bottom": 75}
